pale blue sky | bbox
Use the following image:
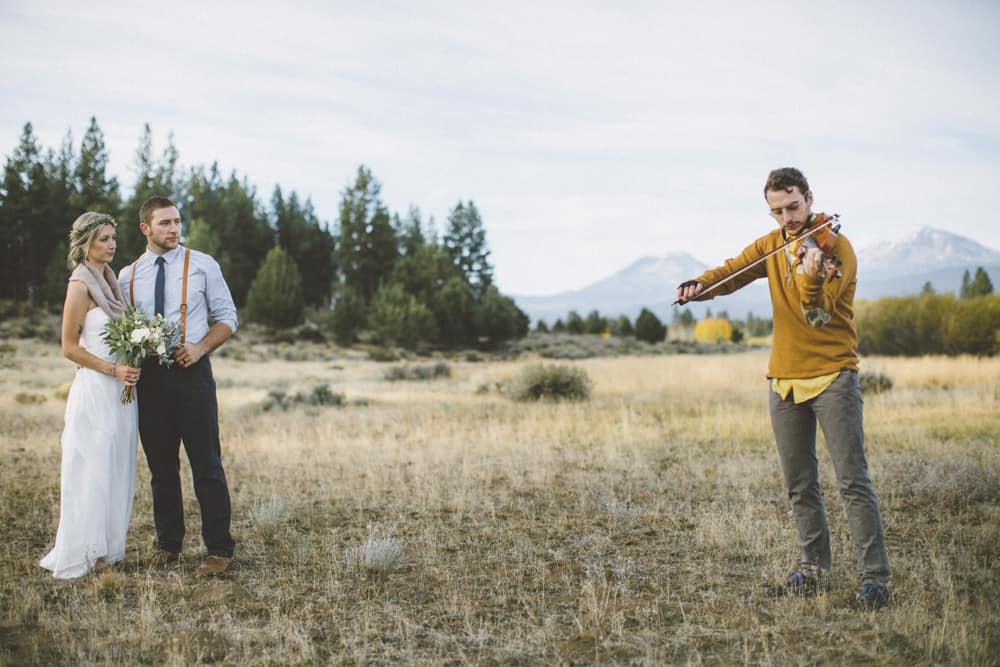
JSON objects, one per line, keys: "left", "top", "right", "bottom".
{"left": 3, "top": 1, "right": 999, "bottom": 295}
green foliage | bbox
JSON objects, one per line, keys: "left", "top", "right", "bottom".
{"left": 41, "top": 242, "right": 70, "bottom": 306}
{"left": 331, "top": 289, "right": 366, "bottom": 346}
{"left": 118, "top": 124, "right": 181, "bottom": 265}
{"left": 73, "top": 116, "right": 121, "bottom": 215}
{"left": 246, "top": 246, "right": 305, "bottom": 328}
{"left": 1, "top": 123, "right": 532, "bottom": 351}
{"left": 635, "top": 308, "right": 667, "bottom": 343}
{"left": 474, "top": 286, "right": 529, "bottom": 347}
{"left": 566, "top": 311, "right": 584, "bottom": 334}
{"left": 262, "top": 384, "right": 345, "bottom": 412}
{"left": 272, "top": 186, "right": 336, "bottom": 307}
{"left": 443, "top": 201, "right": 492, "bottom": 295}
{"left": 508, "top": 363, "right": 592, "bottom": 402}
{"left": 383, "top": 361, "right": 451, "bottom": 381}
{"left": 185, "top": 166, "right": 275, "bottom": 307}
{"left": 967, "top": 267, "right": 994, "bottom": 298}
{"left": 535, "top": 319, "right": 549, "bottom": 333}
{"left": 552, "top": 319, "right": 566, "bottom": 333}
{"left": 584, "top": 310, "right": 607, "bottom": 335}
{"left": 432, "top": 276, "right": 477, "bottom": 347}
{"left": 857, "top": 292, "right": 1000, "bottom": 356}
{"left": 185, "top": 217, "right": 222, "bottom": 257}
{"left": 616, "top": 315, "right": 634, "bottom": 337}
{"left": 859, "top": 371, "right": 893, "bottom": 395}
{"left": 672, "top": 306, "right": 695, "bottom": 327}
{"left": 369, "top": 282, "right": 437, "bottom": 349}
{"left": 338, "top": 166, "right": 398, "bottom": 305}
{"left": 946, "top": 296, "right": 1000, "bottom": 355}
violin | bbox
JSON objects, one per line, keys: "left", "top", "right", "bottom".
{"left": 797, "top": 213, "right": 840, "bottom": 258}
{"left": 673, "top": 213, "right": 842, "bottom": 305}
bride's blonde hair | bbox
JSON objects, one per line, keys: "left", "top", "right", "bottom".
{"left": 67, "top": 212, "right": 117, "bottom": 268}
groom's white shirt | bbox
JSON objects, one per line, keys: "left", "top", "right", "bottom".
{"left": 119, "top": 245, "right": 238, "bottom": 345}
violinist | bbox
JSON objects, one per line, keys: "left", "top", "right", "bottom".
{"left": 675, "top": 167, "right": 891, "bottom": 610}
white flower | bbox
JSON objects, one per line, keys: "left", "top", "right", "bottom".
{"left": 131, "top": 327, "right": 151, "bottom": 343}
{"left": 156, "top": 341, "right": 166, "bottom": 356}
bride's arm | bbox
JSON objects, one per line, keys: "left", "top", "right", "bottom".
{"left": 61, "top": 281, "right": 138, "bottom": 385}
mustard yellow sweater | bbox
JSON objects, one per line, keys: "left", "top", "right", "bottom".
{"left": 692, "top": 224, "right": 859, "bottom": 379}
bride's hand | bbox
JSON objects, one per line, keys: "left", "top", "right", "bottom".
{"left": 116, "top": 364, "right": 141, "bottom": 386}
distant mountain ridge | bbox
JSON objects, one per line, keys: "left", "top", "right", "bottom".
{"left": 512, "top": 227, "right": 1000, "bottom": 324}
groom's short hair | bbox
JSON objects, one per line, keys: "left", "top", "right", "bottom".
{"left": 139, "top": 196, "right": 178, "bottom": 225}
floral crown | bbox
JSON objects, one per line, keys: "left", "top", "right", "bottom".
{"left": 69, "top": 213, "right": 116, "bottom": 242}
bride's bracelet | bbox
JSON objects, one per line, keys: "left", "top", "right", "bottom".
{"left": 109, "top": 362, "right": 117, "bottom": 378}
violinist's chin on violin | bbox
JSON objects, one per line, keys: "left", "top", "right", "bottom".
{"left": 670, "top": 167, "right": 892, "bottom": 608}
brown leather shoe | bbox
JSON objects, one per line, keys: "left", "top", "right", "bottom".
{"left": 196, "top": 555, "right": 232, "bottom": 576}
{"left": 149, "top": 549, "right": 180, "bottom": 567}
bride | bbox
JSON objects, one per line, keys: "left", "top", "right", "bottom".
{"left": 39, "top": 212, "right": 143, "bottom": 578}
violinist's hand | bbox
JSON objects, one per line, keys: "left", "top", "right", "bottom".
{"left": 801, "top": 247, "right": 826, "bottom": 280}
{"left": 675, "top": 280, "right": 703, "bottom": 304}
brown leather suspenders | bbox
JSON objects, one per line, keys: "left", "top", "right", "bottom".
{"left": 129, "top": 248, "right": 192, "bottom": 344}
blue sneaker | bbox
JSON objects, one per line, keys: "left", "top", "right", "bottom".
{"left": 853, "top": 583, "right": 890, "bottom": 610}
{"left": 786, "top": 571, "right": 818, "bottom": 596}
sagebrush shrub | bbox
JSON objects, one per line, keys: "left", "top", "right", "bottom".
{"left": 859, "top": 371, "right": 893, "bottom": 395}
{"left": 508, "top": 363, "right": 592, "bottom": 402}
{"left": 345, "top": 525, "right": 404, "bottom": 575}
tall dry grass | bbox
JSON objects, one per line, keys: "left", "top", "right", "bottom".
{"left": 1, "top": 339, "right": 998, "bottom": 664}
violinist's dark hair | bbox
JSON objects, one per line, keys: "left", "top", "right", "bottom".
{"left": 764, "top": 168, "right": 810, "bottom": 197}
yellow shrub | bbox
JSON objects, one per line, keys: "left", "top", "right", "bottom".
{"left": 694, "top": 317, "right": 733, "bottom": 343}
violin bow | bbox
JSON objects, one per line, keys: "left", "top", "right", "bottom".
{"left": 672, "top": 215, "right": 839, "bottom": 306}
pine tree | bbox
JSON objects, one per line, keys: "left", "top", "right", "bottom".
{"left": 616, "top": 315, "right": 634, "bottom": 337}
{"left": 566, "top": 310, "right": 584, "bottom": 334}
{"left": 246, "top": 246, "right": 305, "bottom": 328}
{"left": 960, "top": 269, "right": 972, "bottom": 299}
{"left": 337, "top": 166, "right": 398, "bottom": 305}
{"left": 368, "top": 282, "right": 436, "bottom": 349}
{"left": 635, "top": 308, "right": 667, "bottom": 343}
{"left": 41, "top": 242, "right": 70, "bottom": 307}
{"left": 398, "top": 206, "right": 426, "bottom": 256}
{"left": 73, "top": 117, "right": 121, "bottom": 215}
{"left": 968, "top": 267, "right": 994, "bottom": 298}
{"left": 120, "top": 127, "right": 182, "bottom": 268}
{"left": 185, "top": 164, "right": 274, "bottom": 306}
{"left": 0, "top": 123, "right": 49, "bottom": 301}
{"left": 584, "top": 310, "right": 606, "bottom": 335}
{"left": 443, "top": 200, "right": 493, "bottom": 296}
{"left": 331, "top": 288, "right": 366, "bottom": 346}
{"left": 273, "top": 187, "right": 336, "bottom": 307}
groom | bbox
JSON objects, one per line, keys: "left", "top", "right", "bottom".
{"left": 120, "top": 196, "right": 238, "bottom": 576}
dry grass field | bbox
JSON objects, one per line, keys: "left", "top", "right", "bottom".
{"left": 1, "top": 338, "right": 998, "bottom": 665}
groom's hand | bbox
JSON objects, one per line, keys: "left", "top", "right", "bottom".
{"left": 174, "top": 342, "right": 206, "bottom": 368}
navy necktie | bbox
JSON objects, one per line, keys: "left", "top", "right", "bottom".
{"left": 154, "top": 256, "right": 166, "bottom": 316}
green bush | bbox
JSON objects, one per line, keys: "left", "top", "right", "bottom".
{"left": 262, "top": 384, "right": 344, "bottom": 411}
{"left": 859, "top": 371, "right": 893, "bottom": 395}
{"left": 508, "top": 363, "right": 592, "bottom": 402}
{"left": 369, "top": 283, "right": 437, "bottom": 349}
{"left": 246, "top": 246, "right": 305, "bottom": 328}
{"left": 331, "top": 289, "right": 366, "bottom": 346}
{"left": 635, "top": 308, "right": 667, "bottom": 343}
{"left": 383, "top": 362, "right": 451, "bottom": 381}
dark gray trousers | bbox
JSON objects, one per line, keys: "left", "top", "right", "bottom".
{"left": 769, "top": 370, "right": 889, "bottom": 585}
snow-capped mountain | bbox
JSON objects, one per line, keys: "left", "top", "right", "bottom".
{"left": 511, "top": 228, "right": 1000, "bottom": 324}
{"left": 512, "top": 252, "right": 770, "bottom": 324}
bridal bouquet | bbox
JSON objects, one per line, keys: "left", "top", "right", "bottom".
{"left": 102, "top": 307, "right": 181, "bottom": 404}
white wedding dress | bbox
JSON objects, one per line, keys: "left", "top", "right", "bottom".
{"left": 39, "top": 308, "right": 138, "bottom": 578}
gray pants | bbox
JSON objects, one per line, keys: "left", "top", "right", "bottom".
{"left": 769, "top": 370, "right": 890, "bottom": 585}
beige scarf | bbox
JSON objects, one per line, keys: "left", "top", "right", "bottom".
{"left": 70, "top": 262, "right": 126, "bottom": 319}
